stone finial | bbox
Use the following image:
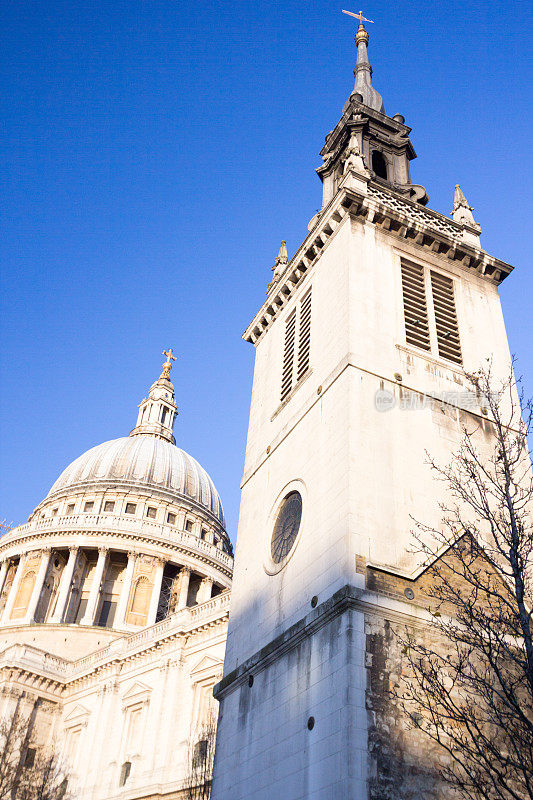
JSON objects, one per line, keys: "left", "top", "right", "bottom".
{"left": 273, "top": 241, "right": 288, "bottom": 271}
{"left": 452, "top": 185, "right": 479, "bottom": 228}
{"left": 452, "top": 184, "right": 481, "bottom": 246}
{"left": 269, "top": 241, "right": 289, "bottom": 290}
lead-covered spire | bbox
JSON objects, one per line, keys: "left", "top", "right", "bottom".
{"left": 129, "top": 349, "right": 178, "bottom": 443}
{"left": 343, "top": 10, "right": 384, "bottom": 113}
{"left": 317, "top": 12, "right": 425, "bottom": 210}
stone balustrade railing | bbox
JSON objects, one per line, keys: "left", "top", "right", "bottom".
{"left": 0, "top": 591, "right": 230, "bottom": 681}
{"left": 0, "top": 643, "right": 71, "bottom": 678}
{"left": 24, "top": 590, "right": 232, "bottom": 680}
{"left": 189, "top": 592, "right": 230, "bottom": 619}
{"left": 0, "top": 513, "right": 233, "bottom": 570}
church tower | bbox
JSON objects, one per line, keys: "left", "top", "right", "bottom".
{"left": 212, "top": 16, "right": 514, "bottom": 800}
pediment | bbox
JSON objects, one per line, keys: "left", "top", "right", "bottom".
{"left": 122, "top": 680, "right": 152, "bottom": 702}
{"left": 64, "top": 704, "right": 90, "bottom": 722}
{"left": 190, "top": 654, "right": 224, "bottom": 677}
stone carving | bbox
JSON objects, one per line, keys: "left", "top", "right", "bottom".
{"left": 343, "top": 130, "right": 368, "bottom": 175}
{"left": 268, "top": 240, "right": 289, "bottom": 291}
{"left": 452, "top": 184, "right": 481, "bottom": 230}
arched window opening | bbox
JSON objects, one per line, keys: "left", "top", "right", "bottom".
{"left": 126, "top": 576, "right": 152, "bottom": 627}
{"left": 0, "top": 563, "right": 16, "bottom": 616}
{"left": 161, "top": 407, "right": 168, "bottom": 425}
{"left": 23, "top": 748, "right": 36, "bottom": 768}
{"left": 11, "top": 571, "right": 36, "bottom": 619}
{"left": 37, "top": 573, "right": 60, "bottom": 623}
{"left": 194, "top": 739, "right": 208, "bottom": 763}
{"left": 372, "top": 150, "right": 388, "bottom": 180}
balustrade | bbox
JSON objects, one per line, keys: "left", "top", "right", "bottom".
{"left": 3, "top": 513, "right": 232, "bottom": 569}
{"left": 0, "top": 591, "right": 230, "bottom": 684}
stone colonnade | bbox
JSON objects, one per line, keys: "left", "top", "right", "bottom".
{"left": 0, "top": 546, "right": 215, "bottom": 630}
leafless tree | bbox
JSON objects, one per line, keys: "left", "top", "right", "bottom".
{"left": 184, "top": 709, "right": 217, "bottom": 800}
{"left": 0, "top": 704, "right": 70, "bottom": 800}
{"left": 397, "top": 366, "right": 533, "bottom": 800}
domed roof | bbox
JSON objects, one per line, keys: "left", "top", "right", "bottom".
{"left": 46, "top": 436, "right": 225, "bottom": 527}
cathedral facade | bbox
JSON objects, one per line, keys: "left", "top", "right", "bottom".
{"left": 0, "top": 354, "right": 232, "bottom": 799}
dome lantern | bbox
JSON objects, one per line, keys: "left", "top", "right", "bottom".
{"left": 129, "top": 349, "right": 178, "bottom": 444}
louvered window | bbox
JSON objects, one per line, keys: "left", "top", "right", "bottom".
{"left": 430, "top": 271, "right": 462, "bottom": 364}
{"left": 401, "top": 260, "right": 430, "bottom": 351}
{"left": 297, "top": 290, "right": 312, "bottom": 381}
{"left": 280, "top": 289, "right": 312, "bottom": 403}
{"left": 401, "top": 260, "right": 462, "bottom": 366}
{"left": 281, "top": 310, "right": 297, "bottom": 402}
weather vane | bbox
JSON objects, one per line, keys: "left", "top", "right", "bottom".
{"left": 342, "top": 9, "right": 374, "bottom": 25}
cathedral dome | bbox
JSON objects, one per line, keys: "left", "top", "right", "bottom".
{"left": 0, "top": 351, "right": 231, "bottom": 645}
{"left": 45, "top": 435, "right": 225, "bottom": 527}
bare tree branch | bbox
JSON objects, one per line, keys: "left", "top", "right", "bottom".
{"left": 395, "top": 364, "right": 533, "bottom": 800}
{"left": 0, "top": 703, "right": 71, "bottom": 800}
{"left": 184, "top": 707, "right": 217, "bottom": 800}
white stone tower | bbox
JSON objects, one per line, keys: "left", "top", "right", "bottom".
{"left": 211, "top": 17, "right": 515, "bottom": 800}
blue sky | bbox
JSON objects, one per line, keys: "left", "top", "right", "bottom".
{"left": 1, "top": 0, "right": 532, "bottom": 540}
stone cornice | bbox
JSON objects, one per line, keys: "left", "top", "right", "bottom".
{"left": 214, "top": 584, "right": 431, "bottom": 701}
{"left": 243, "top": 181, "right": 514, "bottom": 346}
{"left": 318, "top": 99, "right": 417, "bottom": 166}
{"left": 32, "top": 479, "right": 226, "bottom": 534}
{"left": 0, "top": 516, "right": 233, "bottom": 580}
{"left": 243, "top": 190, "right": 354, "bottom": 344}
{"left": 0, "top": 592, "right": 230, "bottom": 691}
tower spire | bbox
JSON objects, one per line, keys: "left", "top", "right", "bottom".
{"left": 342, "top": 9, "right": 384, "bottom": 113}
{"left": 129, "top": 349, "right": 178, "bottom": 443}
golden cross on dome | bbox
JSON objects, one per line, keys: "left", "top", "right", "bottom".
{"left": 342, "top": 9, "right": 374, "bottom": 25}
{"left": 161, "top": 348, "right": 177, "bottom": 378}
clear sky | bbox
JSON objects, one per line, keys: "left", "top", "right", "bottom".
{"left": 1, "top": 0, "right": 532, "bottom": 541}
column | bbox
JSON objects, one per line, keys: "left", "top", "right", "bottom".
{"left": 80, "top": 547, "right": 108, "bottom": 626}
{"left": 146, "top": 559, "right": 166, "bottom": 627}
{"left": 176, "top": 567, "right": 191, "bottom": 611}
{"left": 1, "top": 556, "right": 26, "bottom": 623}
{"left": 48, "top": 548, "right": 79, "bottom": 624}
{"left": 0, "top": 561, "right": 9, "bottom": 599}
{"left": 115, "top": 552, "right": 137, "bottom": 628}
{"left": 24, "top": 549, "right": 52, "bottom": 623}
{"left": 196, "top": 576, "right": 213, "bottom": 604}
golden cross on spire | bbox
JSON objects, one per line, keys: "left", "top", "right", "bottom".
{"left": 342, "top": 9, "right": 374, "bottom": 25}
{"left": 161, "top": 348, "right": 177, "bottom": 379}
